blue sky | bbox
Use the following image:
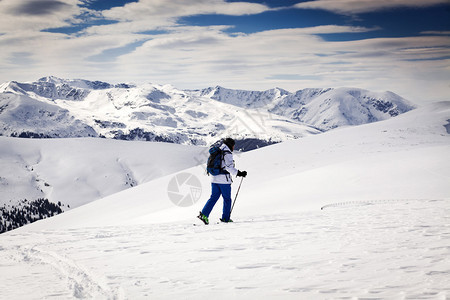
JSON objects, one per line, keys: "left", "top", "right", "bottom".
{"left": 0, "top": 0, "right": 449, "bottom": 103}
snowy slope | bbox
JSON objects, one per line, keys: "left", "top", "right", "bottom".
{"left": 0, "top": 93, "right": 97, "bottom": 138}
{"left": 0, "top": 137, "right": 205, "bottom": 209}
{"left": 0, "top": 136, "right": 207, "bottom": 232}
{"left": 0, "top": 77, "right": 415, "bottom": 147}
{"left": 22, "top": 101, "right": 450, "bottom": 230}
{"left": 1, "top": 102, "right": 449, "bottom": 299}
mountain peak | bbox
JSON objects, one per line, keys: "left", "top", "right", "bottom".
{"left": 36, "top": 76, "right": 118, "bottom": 90}
{"left": 38, "top": 76, "right": 65, "bottom": 84}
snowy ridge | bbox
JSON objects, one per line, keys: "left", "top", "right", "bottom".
{"left": 199, "top": 85, "right": 415, "bottom": 130}
{"left": 0, "top": 76, "right": 134, "bottom": 101}
{"left": 199, "top": 85, "right": 291, "bottom": 108}
{"left": 270, "top": 87, "right": 414, "bottom": 130}
{"left": 0, "top": 77, "right": 415, "bottom": 147}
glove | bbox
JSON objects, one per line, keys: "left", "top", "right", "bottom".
{"left": 237, "top": 170, "right": 247, "bottom": 177}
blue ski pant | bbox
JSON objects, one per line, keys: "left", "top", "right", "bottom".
{"left": 201, "top": 183, "right": 232, "bottom": 220}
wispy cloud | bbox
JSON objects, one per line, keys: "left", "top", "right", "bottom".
{"left": 294, "top": 0, "right": 448, "bottom": 15}
{"left": 421, "top": 31, "right": 450, "bottom": 36}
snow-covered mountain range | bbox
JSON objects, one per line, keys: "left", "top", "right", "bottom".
{"left": 0, "top": 75, "right": 448, "bottom": 297}
{"left": 0, "top": 76, "right": 415, "bottom": 149}
{"left": 0, "top": 76, "right": 418, "bottom": 232}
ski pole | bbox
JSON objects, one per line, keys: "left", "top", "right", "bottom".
{"left": 230, "top": 176, "right": 244, "bottom": 215}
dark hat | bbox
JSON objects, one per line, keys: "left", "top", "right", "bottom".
{"left": 223, "top": 137, "right": 235, "bottom": 149}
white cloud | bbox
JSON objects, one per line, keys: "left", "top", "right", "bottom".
{"left": 294, "top": 0, "right": 448, "bottom": 15}
{"left": 84, "top": 0, "right": 270, "bottom": 36}
{"left": 102, "top": 0, "right": 269, "bottom": 21}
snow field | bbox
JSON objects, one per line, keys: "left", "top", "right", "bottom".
{"left": 0, "top": 101, "right": 449, "bottom": 299}
{"left": 1, "top": 199, "right": 449, "bottom": 299}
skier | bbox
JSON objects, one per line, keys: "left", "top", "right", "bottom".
{"left": 198, "top": 138, "right": 247, "bottom": 224}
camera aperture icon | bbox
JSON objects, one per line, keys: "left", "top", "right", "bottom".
{"left": 167, "top": 172, "right": 202, "bottom": 207}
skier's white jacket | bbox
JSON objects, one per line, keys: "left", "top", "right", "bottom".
{"left": 211, "top": 143, "right": 238, "bottom": 184}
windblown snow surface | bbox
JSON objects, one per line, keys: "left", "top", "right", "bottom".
{"left": 1, "top": 102, "right": 449, "bottom": 299}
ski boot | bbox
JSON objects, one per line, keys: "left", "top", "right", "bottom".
{"left": 197, "top": 212, "right": 209, "bottom": 225}
{"left": 220, "top": 218, "right": 233, "bottom": 223}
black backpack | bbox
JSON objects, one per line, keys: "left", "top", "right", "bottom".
{"left": 206, "top": 142, "right": 231, "bottom": 175}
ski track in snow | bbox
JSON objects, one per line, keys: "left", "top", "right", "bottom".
{"left": 1, "top": 199, "right": 449, "bottom": 299}
{"left": 2, "top": 244, "right": 123, "bottom": 299}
